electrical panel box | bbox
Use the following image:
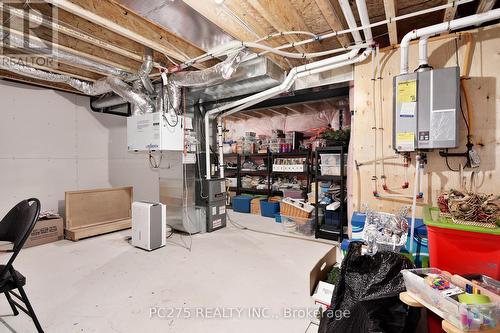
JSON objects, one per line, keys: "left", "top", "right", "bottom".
{"left": 393, "top": 67, "right": 460, "bottom": 152}
{"left": 127, "top": 113, "right": 184, "bottom": 151}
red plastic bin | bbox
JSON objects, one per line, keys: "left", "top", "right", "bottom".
{"left": 424, "top": 207, "right": 500, "bottom": 279}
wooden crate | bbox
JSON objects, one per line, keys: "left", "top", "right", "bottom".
{"left": 65, "top": 187, "right": 133, "bottom": 241}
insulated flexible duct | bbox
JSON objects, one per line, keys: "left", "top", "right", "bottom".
{"left": 0, "top": 56, "right": 155, "bottom": 114}
{"left": 107, "top": 77, "right": 155, "bottom": 114}
{"left": 0, "top": 28, "right": 134, "bottom": 80}
{"left": 0, "top": 57, "right": 111, "bottom": 95}
{"left": 171, "top": 49, "right": 246, "bottom": 87}
{"left": 139, "top": 48, "right": 154, "bottom": 93}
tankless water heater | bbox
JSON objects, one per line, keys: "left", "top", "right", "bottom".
{"left": 393, "top": 67, "right": 460, "bottom": 152}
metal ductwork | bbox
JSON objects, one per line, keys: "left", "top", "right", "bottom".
{"left": 0, "top": 58, "right": 112, "bottom": 95}
{"left": 189, "top": 55, "right": 285, "bottom": 103}
{"left": 107, "top": 77, "right": 155, "bottom": 114}
{"left": 0, "top": 28, "right": 135, "bottom": 80}
{"left": 138, "top": 48, "right": 154, "bottom": 93}
{"left": 171, "top": 49, "right": 247, "bottom": 88}
{"left": 0, "top": 56, "right": 155, "bottom": 113}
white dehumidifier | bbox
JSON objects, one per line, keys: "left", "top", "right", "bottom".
{"left": 132, "top": 201, "right": 166, "bottom": 251}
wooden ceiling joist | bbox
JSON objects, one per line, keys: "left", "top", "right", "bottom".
{"left": 313, "top": 0, "right": 351, "bottom": 48}
{"left": 3, "top": 27, "right": 137, "bottom": 77}
{"left": 1, "top": 5, "right": 168, "bottom": 70}
{"left": 476, "top": 0, "right": 496, "bottom": 13}
{"left": 182, "top": 0, "right": 293, "bottom": 69}
{"left": 383, "top": 0, "right": 398, "bottom": 46}
{"left": 247, "top": 0, "right": 324, "bottom": 55}
{"left": 284, "top": 106, "right": 302, "bottom": 115}
{"left": 45, "top": 0, "right": 215, "bottom": 69}
{"left": 443, "top": 0, "right": 458, "bottom": 22}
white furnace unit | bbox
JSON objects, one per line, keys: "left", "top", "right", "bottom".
{"left": 132, "top": 201, "right": 166, "bottom": 251}
{"left": 127, "top": 113, "right": 184, "bottom": 151}
{"left": 393, "top": 67, "right": 460, "bottom": 152}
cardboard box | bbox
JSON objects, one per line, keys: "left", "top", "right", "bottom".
{"left": 310, "top": 246, "right": 342, "bottom": 302}
{"left": 308, "top": 246, "right": 342, "bottom": 325}
{"left": 24, "top": 218, "right": 64, "bottom": 248}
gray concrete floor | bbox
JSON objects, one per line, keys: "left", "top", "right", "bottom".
{"left": 0, "top": 211, "right": 334, "bottom": 333}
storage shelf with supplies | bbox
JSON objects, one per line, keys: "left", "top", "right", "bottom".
{"left": 314, "top": 146, "right": 348, "bottom": 241}
{"left": 224, "top": 150, "right": 312, "bottom": 199}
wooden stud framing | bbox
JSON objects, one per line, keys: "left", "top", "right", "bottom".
{"left": 383, "top": 0, "right": 398, "bottom": 46}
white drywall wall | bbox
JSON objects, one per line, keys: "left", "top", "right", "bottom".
{"left": 0, "top": 80, "right": 159, "bottom": 217}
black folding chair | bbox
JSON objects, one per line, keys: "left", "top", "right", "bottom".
{"left": 0, "top": 198, "right": 44, "bottom": 333}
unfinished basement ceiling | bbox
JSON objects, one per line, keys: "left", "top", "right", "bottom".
{"left": 0, "top": 0, "right": 498, "bottom": 94}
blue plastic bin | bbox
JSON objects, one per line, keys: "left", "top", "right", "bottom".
{"left": 260, "top": 200, "right": 280, "bottom": 218}
{"left": 232, "top": 196, "right": 253, "bottom": 213}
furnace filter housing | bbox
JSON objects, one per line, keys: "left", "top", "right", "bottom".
{"left": 393, "top": 67, "right": 460, "bottom": 152}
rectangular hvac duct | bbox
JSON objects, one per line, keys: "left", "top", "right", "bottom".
{"left": 190, "top": 57, "right": 285, "bottom": 102}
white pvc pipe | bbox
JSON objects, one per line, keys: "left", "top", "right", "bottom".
{"left": 355, "top": 0, "right": 374, "bottom": 44}
{"left": 400, "top": 8, "right": 500, "bottom": 74}
{"left": 176, "top": 0, "right": 475, "bottom": 71}
{"left": 409, "top": 156, "right": 421, "bottom": 253}
{"left": 418, "top": 36, "right": 429, "bottom": 67}
{"left": 217, "top": 117, "right": 224, "bottom": 178}
{"left": 223, "top": 49, "right": 373, "bottom": 119}
{"left": 339, "top": 0, "right": 363, "bottom": 43}
{"left": 204, "top": 0, "right": 366, "bottom": 179}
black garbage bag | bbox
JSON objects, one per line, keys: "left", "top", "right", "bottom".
{"left": 318, "top": 242, "right": 420, "bottom": 333}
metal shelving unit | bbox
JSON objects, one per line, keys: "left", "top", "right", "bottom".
{"left": 224, "top": 150, "right": 312, "bottom": 198}
{"left": 314, "top": 146, "right": 348, "bottom": 241}
{"left": 270, "top": 150, "right": 311, "bottom": 200}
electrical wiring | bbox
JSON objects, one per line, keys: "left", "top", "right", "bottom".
{"left": 148, "top": 151, "right": 163, "bottom": 169}
{"left": 172, "top": 0, "right": 474, "bottom": 71}
{"left": 444, "top": 150, "right": 460, "bottom": 172}
{"left": 181, "top": 162, "right": 194, "bottom": 252}
{"left": 161, "top": 75, "right": 180, "bottom": 127}
{"left": 442, "top": 41, "right": 471, "bottom": 173}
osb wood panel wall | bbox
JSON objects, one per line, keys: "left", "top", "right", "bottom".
{"left": 351, "top": 24, "right": 499, "bottom": 217}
